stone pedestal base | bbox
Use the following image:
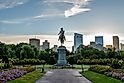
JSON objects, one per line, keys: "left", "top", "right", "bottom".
{"left": 54, "top": 46, "right": 69, "bottom": 66}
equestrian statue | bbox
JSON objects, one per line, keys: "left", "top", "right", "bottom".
{"left": 58, "top": 28, "right": 66, "bottom": 46}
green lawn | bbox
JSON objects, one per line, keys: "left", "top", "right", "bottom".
{"left": 7, "top": 70, "right": 44, "bottom": 83}
{"left": 74, "top": 65, "right": 90, "bottom": 69}
{"left": 81, "top": 71, "right": 122, "bottom": 83}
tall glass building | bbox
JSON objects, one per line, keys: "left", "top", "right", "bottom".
{"left": 74, "top": 33, "right": 83, "bottom": 52}
{"left": 95, "top": 36, "right": 103, "bottom": 46}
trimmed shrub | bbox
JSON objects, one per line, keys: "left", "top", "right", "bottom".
{"left": 10, "top": 59, "right": 45, "bottom": 65}
{"left": 77, "top": 59, "right": 124, "bottom": 69}
{"left": 89, "top": 65, "right": 113, "bottom": 74}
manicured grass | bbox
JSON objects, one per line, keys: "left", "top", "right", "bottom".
{"left": 35, "top": 65, "right": 53, "bottom": 69}
{"left": 81, "top": 71, "right": 122, "bottom": 83}
{"left": 7, "top": 70, "right": 44, "bottom": 83}
{"left": 73, "top": 65, "right": 90, "bottom": 69}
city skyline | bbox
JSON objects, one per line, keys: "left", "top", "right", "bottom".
{"left": 1, "top": 34, "right": 124, "bottom": 51}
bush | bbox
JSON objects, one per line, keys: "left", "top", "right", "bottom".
{"left": 89, "top": 65, "right": 113, "bottom": 74}
{"left": 10, "top": 59, "right": 45, "bottom": 65}
{"left": 22, "top": 66, "right": 35, "bottom": 73}
{"left": 0, "top": 62, "right": 12, "bottom": 70}
{"left": 78, "top": 59, "right": 112, "bottom": 65}
{"left": 77, "top": 59, "right": 124, "bottom": 69}
{"left": 0, "top": 62, "right": 4, "bottom": 69}
{"left": 110, "top": 59, "right": 122, "bottom": 69}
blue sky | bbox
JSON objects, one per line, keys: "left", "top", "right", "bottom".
{"left": 0, "top": 0, "right": 124, "bottom": 35}
{"left": 0, "top": 0, "right": 124, "bottom": 50}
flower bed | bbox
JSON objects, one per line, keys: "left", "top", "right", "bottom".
{"left": 0, "top": 67, "right": 35, "bottom": 83}
{"left": 89, "top": 65, "right": 124, "bottom": 81}
{"left": 104, "top": 71, "right": 124, "bottom": 81}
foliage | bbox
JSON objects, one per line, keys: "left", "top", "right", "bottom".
{"left": 1, "top": 42, "right": 124, "bottom": 65}
{"left": 77, "top": 59, "right": 124, "bottom": 69}
{"left": 0, "top": 62, "right": 4, "bottom": 69}
{"left": 0, "top": 43, "right": 40, "bottom": 60}
{"left": 0, "top": 62, "right": 12, "bottom": 70}
{"left": 76, "top": 46, "right": 106, "bottom": 59}
{"left": 89, "top": 65, "right": 113, "bottom": 74}
{"left": 110, "top": 59, "right": 122, "bottom": 69}
{"left": 2, "top": 56, "right": 9, "bottom": 63}
{"left": 75, "top": 45, "right": 124, "bottom": 60}
{"left": 21, "top": 66, "right": 35, "bottom": 73}
{"left": 77, "top": 59, "right": 111, "bottom": 65}
{"left": 67, "top": 55, "right": 76, "bottom": 67}
{"left": 10, "top": 59, "right": 45, "bottom": 65}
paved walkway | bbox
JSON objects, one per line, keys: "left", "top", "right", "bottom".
{"left": 35, "top": 69, "right": 92, "bottom": 83}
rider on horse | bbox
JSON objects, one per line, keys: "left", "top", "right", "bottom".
{"left": 58, "top": 28, "right": 66, "bottom": 46}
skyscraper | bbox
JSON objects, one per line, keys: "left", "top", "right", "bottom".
{"left": 41, "top": 40, "right": 50, "bottom": 51}
{"left": 29, "top": 38, "right": 40, "bottom": 49}
{"left": 120, "top": 43, "right": 124, "bottom": 51}
{"left": 51, "top": 45, "right": 58, "bottom": 52}
{"left": 95, "top": 36, "right": 103, "bottom": 46}
{"left": 113, "top": 36, "right": 119, "bottom": 50}
{"left": 74, "top": 33, "right": 83, "bottom": 52}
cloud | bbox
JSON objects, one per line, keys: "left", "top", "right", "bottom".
{"left": 43, "top": 0, "right": 92, "bottom": 18}
{"left": 65, "top": 5, "right": 90, "bottom": 17}
{"left": 0, "top": 20, "right": 22, "bottom": 24}
{"left": 0, "top": 0, "right": 29, "bottom": 9}
{"left": 0, "top": 13, "right": 63, "bottom": 25}
{"left": 0, "top": 15, "right": 50, "bottom": 25}
{"left": 0, "top": 0, "right": 92, "bottom": 24}
{"left": 43, "top": 0, "right": 74, "bottom": 4}
{"left": 64, "top": 0, "right": 91, "bottom": 17}
{"left": 34, "top": 13, "right": 64, "bottom": 19}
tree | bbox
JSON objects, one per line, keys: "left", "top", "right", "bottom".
{"left": 0, "top": 43, "right": 10, "bottom": 58}
{"left": 20, "top": 45, "right": 35, "bottom": 59}
{"left": 107, "top": 48, "right": 116, "bottom": 58}
{"left": 33, "top": 47, "right": 39, "bottom": 58}
{"left": 2, "top": 55, "right": 9, "bottom": 63}
{"left": 49, "top": 56, "right": 56, "bottom": 65}
{"left": 67, "top": 55, "right": 76, "bottom": 68}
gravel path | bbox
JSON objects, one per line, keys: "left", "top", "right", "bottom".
{"left": 35, "top": 69, "right": 92, "bottom": 83}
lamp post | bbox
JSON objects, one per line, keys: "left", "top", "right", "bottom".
{"left": 81, "top": 64, "right": 84, "bottom": 73}
{"left": 41, "top": 61, "right": 45, "bottom": 73}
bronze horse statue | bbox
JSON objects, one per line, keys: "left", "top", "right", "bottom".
{"left": 58, "top": 28, "right": 66, "bottom": 46}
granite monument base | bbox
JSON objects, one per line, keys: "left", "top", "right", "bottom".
{"left": 54, "top": 46, "right": 69, "bottom": 66}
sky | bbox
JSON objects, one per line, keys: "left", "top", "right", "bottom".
{"left": 0, "top": 0, "right": 124, "bottom": 51}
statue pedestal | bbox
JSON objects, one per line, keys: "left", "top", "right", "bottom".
{"left": 55, "top": 46, "right": 69, "bottom": 66}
